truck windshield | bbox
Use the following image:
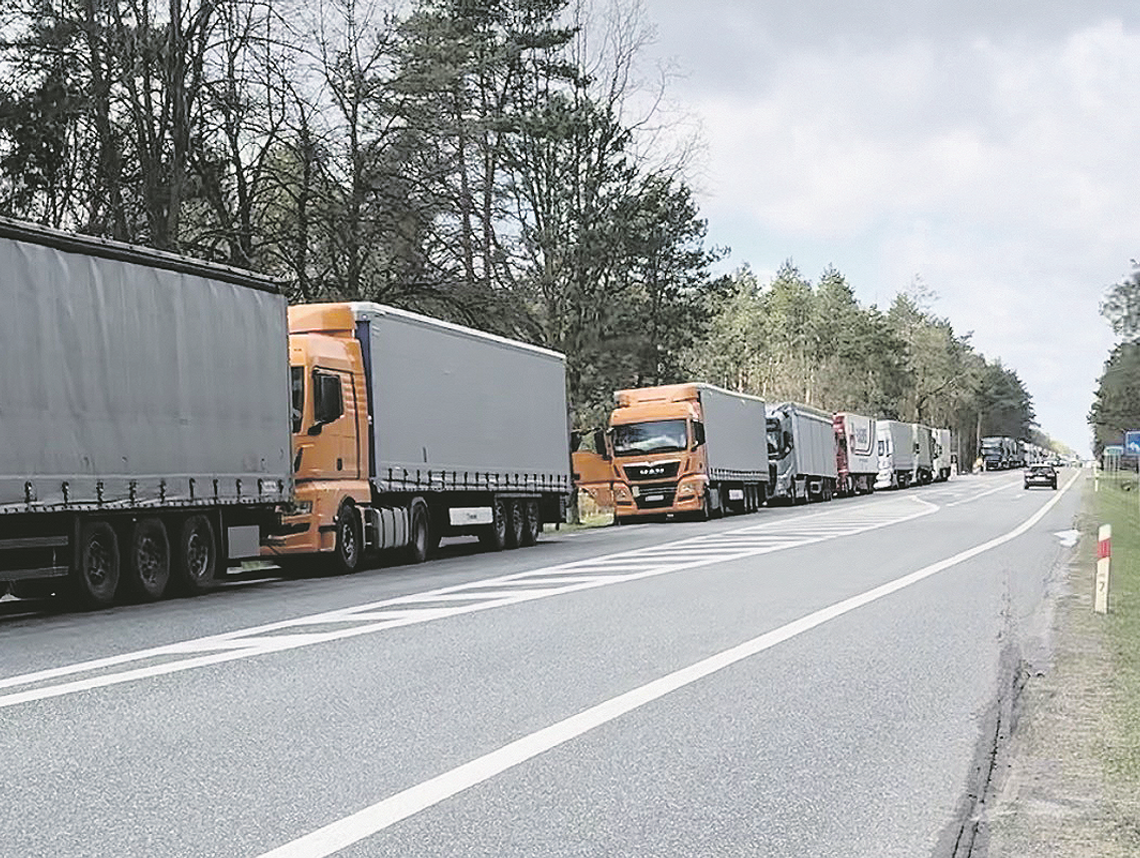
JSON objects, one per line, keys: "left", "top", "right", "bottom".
{"left": 611, "top": 420, "right": 688, "bottom": 456}
{"left": 290, "top": 366, "right": 304, "bottom": 434}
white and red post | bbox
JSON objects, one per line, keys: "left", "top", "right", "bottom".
{"left": 1095, "top": 524, "right": 1111, "bottom": 614}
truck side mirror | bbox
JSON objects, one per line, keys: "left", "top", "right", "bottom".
{"left": 692, "top": 422, "right": 706, "bottom": 447}
{"left": 784, "top": 430, "right": 793, "bottom": 450}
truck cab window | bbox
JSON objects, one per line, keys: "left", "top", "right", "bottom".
{"left": 312, "top": 370, "right": 344, "bottom": 427}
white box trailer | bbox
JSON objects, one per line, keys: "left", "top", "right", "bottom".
{"left": 350, "top": 302, "right": 571, "bottom": 530}
{"left": 0, "top": 217, "right": 292, "bottom": 605}
{"left": 834, "top": 411, "right": 878, "bottom": 496}
{"left": 913, "top": 423, "right": 935, "bottom": 485}
{"left": 932, "top": 428, "right": 953, "bottom": 481}
{"left": 767, "top": 403, "right": 838, "bottom": 504}
{"left": 876, "top": 420, "right": 917, "bottom": 489}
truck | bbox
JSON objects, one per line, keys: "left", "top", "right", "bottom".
{"left": 0, "top": 217, "right": 292, "bottom": 607}
{"left": 980, "top": 435, "right": 1017, "bottom": 470}
{"left": 571, "top": 427, "right": 614, "bottom": 511}
{"left": 766, "top": 403, "right": 838, "bottom": 504}
{"left": 607, "top": 383, "right": 768, "bottom": 523}
{"left": 912, "top": 423, "right": 935, "bottom": 485}
{"left": 833, "top": 412, "right": 878, "bottom": 496}
{"left": 0, "top": 218, "right": 571, "bottom": 608}
{"left": 875, "top": 420, "right": 917, "bottom": 489}
{"left": 264, "top": 302, "right": 571, "bottom": 568}
{"left": 932, "top": 428, "right": 954, "bottom": 481}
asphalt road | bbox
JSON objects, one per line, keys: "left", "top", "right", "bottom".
{"left": 0, "top": 468, "right": 1085, "bottom": 857}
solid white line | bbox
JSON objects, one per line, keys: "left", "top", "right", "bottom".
{"left": 255, "top": 469, "right": 1079, "bottom": 858}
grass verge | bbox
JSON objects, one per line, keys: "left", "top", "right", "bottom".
{"left": 1093, "top": 476, "right": 1140, "bottom": 790}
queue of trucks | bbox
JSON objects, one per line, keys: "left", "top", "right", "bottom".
{"left": 1, "top": 217, "right": 1044, "bottom": 609}
{"left": 0, "top": 218, "right": 570, "bottom": 607}
{"left": 573, "top": 382, "right": 959, "bottom": 525}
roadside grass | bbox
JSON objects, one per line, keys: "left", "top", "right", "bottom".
{"left": 1092, "top": 474, "right": 1140, "bottom": 790}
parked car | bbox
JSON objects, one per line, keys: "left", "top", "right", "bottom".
{"left": 1024, "top": 463, "right": 1058, "bottom": 490}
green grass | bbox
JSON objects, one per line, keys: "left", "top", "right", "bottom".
{"left": 1092, "top": 475, "right": 1140, "bottom": 784}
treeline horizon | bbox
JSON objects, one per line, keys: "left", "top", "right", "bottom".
{"left": 0, "top": 0, "right": 1050, "bottom": 461}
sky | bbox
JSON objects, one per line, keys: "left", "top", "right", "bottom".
{"left": 636, "top": 0, "right": 1139, "bottom": 455}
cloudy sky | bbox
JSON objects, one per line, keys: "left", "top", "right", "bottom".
{"left": 637, "top": 0, "right": 1138, "bottom": 454}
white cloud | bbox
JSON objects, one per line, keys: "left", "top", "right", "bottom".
{"left": 646, "top": 11, "right": 1140, "bottom": 451}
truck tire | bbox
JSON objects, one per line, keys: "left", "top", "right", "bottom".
{"left": 125, "top": 517, "right": 171, "bottom": 601}
{"left": 327, "top": 501, "right": 363, "bottom": 574}
{"left": 520, "top": 499, "right": 540, "bottom": 547}
{"left": 505, "top": 499, "right": 525, "bottom": 548}
{"left": 71, "top": 520, "right": 120, "bottom": 609}
{"left": 479, "top": 497, "right": 509, "bottom": 551}
{"left": 403, "top": 499, "right": 430, "bottom": 564}
{"left": 173, "top": 514, "right": 216, "bottom": 595}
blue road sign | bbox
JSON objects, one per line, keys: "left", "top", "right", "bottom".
{"left": 1126, "top": 431, "right": 1140, "bottom": 455}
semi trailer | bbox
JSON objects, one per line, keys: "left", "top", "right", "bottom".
{"left": 0, "top": 218, "right": 571, "bottom": 607}
{"left": 932, "top": 428, "right": 954, "bottom": 481}
{"left": 875, "top": 420, "right": 917, "bottom": 489}
{"left": 607, "top": 383, "right": 768, "bottom": 523}
{"left": 833, "top": 412, "right": 878, "bottom": 496}
{"left": 267, "top": 302, "right": 571, "bottom": 571}
{"left": 913, "top": 423, "right": 935, "bottom": 485}
{"left": 766, "top": 403, "right": 838, "bottom": 504}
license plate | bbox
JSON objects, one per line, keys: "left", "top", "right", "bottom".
{"left": 645, "top": 494, "right": 664, "bottom": 502}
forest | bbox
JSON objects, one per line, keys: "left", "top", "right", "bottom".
{"left": 0, "top": 0, "right": 1042, "bottom": 463}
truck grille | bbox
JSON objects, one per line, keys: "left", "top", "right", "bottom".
{"left": 624, "top": 461, "right": 680, "bottom": 481}
{"left": 634, "top": 486, "right": 677, "bottom": 509}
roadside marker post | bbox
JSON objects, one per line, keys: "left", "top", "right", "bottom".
{"left": 1095, "top": 523, "right": 1111, "bottom": 614}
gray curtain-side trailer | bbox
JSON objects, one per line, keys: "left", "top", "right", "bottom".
{"left": 0, "top": 217, "right": 292, "bottom": 606}
{"left": 767, "top": 402, "right": 839, "bottom": 503}
{"left": 349, "top": 302, "right": 571, "bottom": 549}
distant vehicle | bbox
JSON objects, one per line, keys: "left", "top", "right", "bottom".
{"left": 912, "top": 423, "right": 935, "bottom": 485}
{"left": 875, "top": 420, "right": 916, "bottom": 489}
{"left": 766, "top": 403, "right": 839, "bottom": 504}
{"left": 1024, "top": 463, "right": 1058, "bottom": 490}
{"left": 607, "top": 383, "right": 769, "bottom": 523}
{"left": 833, "top": 412, "right": 878, "bottom": 496}
{"left": 931, "top": 428, "right": 954, "bottom": 481}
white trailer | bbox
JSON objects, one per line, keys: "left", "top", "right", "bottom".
{"left": 875, "top": 421, "right": 917, "bottom": 489}
{"left": 913, "top": 423, "right": 934, "bottom": 485}
{"left": 766, "top": 403, "right": 838, "bottom": 504}
{"left": 834, "top": 412, "right": 878, "bottom": 496}
{"left": 932, "top": 428, "right": 953, "bottom": 481}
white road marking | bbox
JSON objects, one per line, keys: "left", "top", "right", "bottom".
{"left": 0, "top": 498, "right": 936, "bottom": 709}
{"left": 944, "top": 477, "right": 1022, "bottom": 507}
{"left": 255, "top": 469, "right": 1081, "bottom": 858}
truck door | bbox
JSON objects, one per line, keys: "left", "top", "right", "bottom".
{"left": 311, "top": 368, "right": 361, "bottom": 480}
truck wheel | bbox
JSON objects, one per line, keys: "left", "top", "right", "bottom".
{"left": 403, "top": 500, "right": 430, "bottom": 564}
{"left": 125, "top": 517, "right": 171, "bottom": 601}
{"left": 520, "top": 499, "right": 540, "bottom": 547}
{"left": 327, "top": 501, "right": 363, "bottom": 574}
{"left": 479, "top": 497, "right": 509, "bottom": 551}
{"left": 71, "top": 521, "right": 120, "bottom": 609}
{"left": 173, "top": 514, "right": 216, "bottom": 595}
{"left": 505, "top": 499, "right": 525, "bottom": 549}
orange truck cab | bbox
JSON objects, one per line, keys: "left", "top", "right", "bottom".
{"left": 607, "top": 383, "right": 769, "bottom": 524}
{"left": 264, "top": 302, "right": 571, "bottom": 571}
{"left": 571, "top": 428, "right": 615, "bottom": 509}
